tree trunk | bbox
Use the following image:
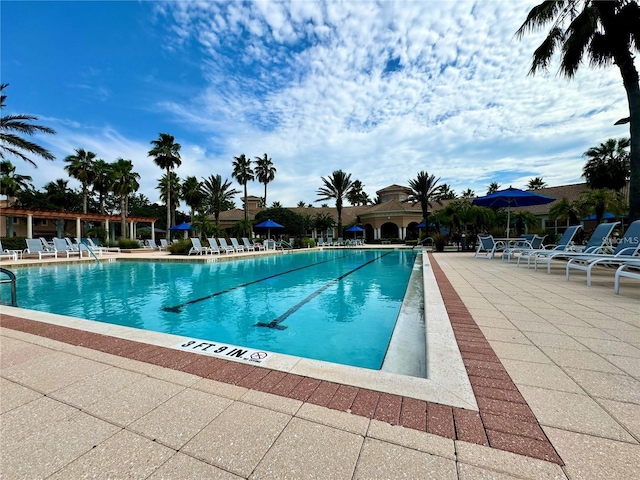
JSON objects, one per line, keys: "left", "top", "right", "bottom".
{"left": 264, "top": 183, "right": 267, "bottom": 207}
{"left": 120, "top": 196, "right": 127, "bottom": 238}
{"left": 82, "top": 184, "right": 88, "bottom": 214}
{"left": 243, "top": 183, "right": 248, "bottom": 222}
{"left": 166, "top": 167, "right": 171, "bottom": 240}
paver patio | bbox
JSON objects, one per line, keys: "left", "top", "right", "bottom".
{"left": 1, "top": 251, "right": 638, "bottom": 478}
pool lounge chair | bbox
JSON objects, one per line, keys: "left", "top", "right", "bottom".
{"left": 614, "top": 260, "right": 640, "bottom": 294}
{"left": 217, "top": 238, "right": 236, "bottom": 254}
{"left": 241, "top": 238, "right": 255, "bottom": 252}
{"left": 516, "top": 225, "right": 582, "bottom": 268}
{"left": 317, "top": 238, "right": 325, "bottom": 247}
{"left": 0, "top": 240, "right": 18, "bottom": 261}
{"left": 502, "top": 234, "right": 546, "bottom": 263}
{"left": 160, "top": 239, "right": 169, "bottom": 250}
{"left": 534, "top": 222, "right": 619, "bottom": 274}
{"left": 146, "top": 239, "right": 161, "bottom": 250}
{"left": 53, "top": 238, "right": 83, "bottom": 258}
{"left": 230, "top": 238, "right": 246, "bottom": 252}
{"left": 188, "top": 238, "right": 211, "bottom": 255}
{"left": 85, "top": 238, "right": 120, "bottom": 254}
{"left": 25, "top": 239, "right": 58, "bottom": 259}
{"left": 566, "top": 220, "right": 640, "bottom": 286}
{"left": 333, "top": 237, "right": 344, "bottom": 247}
{"left": 39, "top": 237, "right": 55, "bottom": 252}
{"left": 207, "top": 238, "right": 223, "bottom": 255}
{"left": 474, "top": 235, "right": 506, "bottom": 259}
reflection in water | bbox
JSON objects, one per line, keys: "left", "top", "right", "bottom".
{"left": 15, "top": 250, "right": 416, "bottom": 369}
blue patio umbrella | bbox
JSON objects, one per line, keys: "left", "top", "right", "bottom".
{"left": 582, "top": 212, "right": 616, "bottom": 221}
{"left": 254, "top": 219, "right": 284, "bottom": 239}
{"left": 169, "top": 222, "right": 192, "bottom": 231}
{"left": 416, "top": 221, "right": 426, "bottom": 228}
{"left": 473, "top": 187, "right": 555, "bottom": 238}
{"left": 345, "top": 225, "right": 364, "bottom": 240}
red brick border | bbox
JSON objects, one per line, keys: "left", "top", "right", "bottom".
{"left": 0, "top": 252, "right": 562, "bottom": 464}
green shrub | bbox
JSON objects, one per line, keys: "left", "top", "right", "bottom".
{"left": 300, "top": 238, "right": 315, "bottom": 248}
{"left": 117, "top": 238, "right": 141, "bottom": 249}
{"left": 168, "top": 239, "right": 191, "bottom": 254}
{"left": 1, "top": 237, "right": 27, "bottom": 251}
{"left": 433, "top": 234, "right": 447, "bottom": 252}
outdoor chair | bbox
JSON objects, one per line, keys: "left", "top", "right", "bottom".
{"left": 566, "top": 220, "right": 640, "bottom": 286}
{"left": 230, "top": 238, "right": 246, "bottom": 252}
{"left": 146, "top": 239, "right": 161, "bottom": 250}
{"left": 474, "top": 235, "right": 506, "bottom": 259}
{"left": 614, "top": 260, "right": 640, "bottom": 294}
{"left": 217, "top": 238, "right": 235, "bottom": 253}
{"left": 241, "top": 238, "right": 255, "bottom": 252}
{"left": 85, "top": 238, "right": 120, "bottom": 254}
{"left": 0, "top": 240, "right": 18, "bottom": 261}
{"left": 53, "top": 237, "right": 82, "bottom": 258}
{"left": 334, "top": 237, "right": 344, "bottom": 246}
{"left": 533, "top": 222, "right": 619, "bottom": 274}
{"left": 25, "top": 239, "right": 58, "bottom": 259}
{"left": 39, "top": 237, "right": 55, "bottom": 252}
{"left": 188, "top": 237, "right": 211, "bottom": 255}
{"left": 159, "top": 239, "right": 169, "bottom": 250}
{"left": 501, "top": 234, "right": 546, "bottom": 263}
{"left": 207, "top": 238, "right": 223, "bottom": 255}
{"left": 516, "top": 225, "right": 582, "bottom": 268}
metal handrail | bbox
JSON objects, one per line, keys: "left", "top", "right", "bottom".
{"left": 0, "top": 267, "right": 17, "bottom": 307}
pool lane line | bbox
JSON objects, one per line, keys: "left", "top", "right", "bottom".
{"left": 161, "top": 252, "right": 356, "bottom": 313}
{"left": 255, "top": 251, "right": 395, "bottom": 330}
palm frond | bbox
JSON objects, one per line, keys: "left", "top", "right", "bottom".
{"left": 515, "top": 0, "right": 568, "bottom": 38}
{"left": 561, "top": 5, "right": 599, "bottom": 76}
{"left": 530, "top": 27, "right": 566, "bottom": 74}
{"left": 0, "top": 133, "right": 55, "bottom": 165}
{"left": 0, "top": 115, "right": 56, "bottom": 135}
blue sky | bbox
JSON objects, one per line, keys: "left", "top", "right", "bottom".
{"left": 1, "top": 0, "right": 631, "bottom": 208}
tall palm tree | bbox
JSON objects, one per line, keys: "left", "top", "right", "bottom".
{"left": 91, "top": 159, "right": 113, "bottom": 215}
{"left": 181, "top": 175, "right": 203, "bottom": 224}
{"left": 111, "top": 158, "right": 140, "bottom": 237}
{"left": 582, "top": 138, "right": 630, "bottom": 191}
{"left": 549, "top": 197, "right": 582, "bottom": 227}
{"left": 517, "top": 0, "right": 640, "bottom": 222}
{"left": 347, "top": 179, "right": 365, "bottom": 205}
{"left": 436, "top": 183, "right": 456, "bottom": 200}
{"left": 64, "top": 148, "right": 96, "bottom": 214}
{"left": 1, "top": 160, "right": 33, "bottom": 200}
{"left": 254, "top": 153, "right": 276, "bottom": 207}
{"left": 232, "top": 153, "right": 255, "bottom": 223}
{"left": 201, "top": 174, "right": 240, "bottom": 226}
{"left": 407, "top": 171, "right": 442, "bottom": 227}
{"left": 576, "top": 188, "right": 627, "bottom": 225}
{"left": 44, "top": 179, "right": 76, "bottom": 211}
{"left": 461, "top": 188, "right": 476, "bottom": 198}
{"left": 148, "top": 133, "right": 181, "bottom": 238}
{"left": 316, "top": 170, "right": 353, "bottom": 235}
{"left": 157, "top": 172, "right": 181, "bottom": 228}
{"left": 0, "top": 83, "right": 56, "bottom": 166}
{"left": 487, "top": 182, "right": 501, "bottom": 194}
{"left": 527, "top": 177, "right": 547, "bottom": 190}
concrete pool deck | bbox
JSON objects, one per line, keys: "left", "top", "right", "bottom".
{"left": 1, "top": 251, "right": 639, "bottom": 478}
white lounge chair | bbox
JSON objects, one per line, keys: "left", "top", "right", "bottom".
{"left": 53, "top": 237, "right": 82, "bottom": 258}
{"left": 146, "top": 239, "right": 162, "bottom": 250}
{"left": 207, "top": 238, "right": 222, "bottom": 255}
{"left": 534, "top": 222, "right": 620, "bottom": 274}
{"left": 188, "top": 238, "right": 211, "bottom": 255}
{"left": 0, "top": 240, "right": 18, "bottom": 261}
{"left": 333, "top": 237, "right": 343, "bottom": 246}
{"left": 160, "top": 239, "right": 169, "bottom": 250}
{"left": 25, "top": 239, "right": 58, "bottom": 259}
{"left": 474, "top": 235, "right": 506, "bottom": 259}
{"left": 85, "top": 238, "right": 120, "bottom": 254}
{"left": 39, "top": 237, "right": 55, "bottom": 252}
{"left": 566, "top": 220, "right": 640, "bottom": 286}
{"left": 217, "top": 238, "right": 236, "bottom": 254}
{"left": 501, "top": 234, "right": 546, "bottom": 262}
{"left": 230, "top": 238, "right": 246, "bottom": 252}
{"left": 241, "top": 238, "right": 255, "bottom": 252}
{"left": 614, "top": 260, "right": 640, "bottom": 294}
{"left": 516, "top": 225, "right": 582, "bottom": 268}
{"left": 317, "top": 238, "right": 325, "bottom": 247}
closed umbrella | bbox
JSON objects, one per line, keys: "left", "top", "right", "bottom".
{"left": 472, "top": 187, "right": 554, "bottom": 238}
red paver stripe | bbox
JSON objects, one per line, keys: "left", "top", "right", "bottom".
{"left": 426, "top": 402, "right": 455, "bottom": 439}
{"left": 400, "top": 397, "right": 427, "bottom": 431}
{"left": 306, "top": 381, "right": 340, "bottom": 407}
{"left": 374, "top": 393, "right": 403, "bottom": 425}
{"left": 453, "top": 408, "right": 489, "bottom": 446}
{"left": 350, "top": 389, "right": 380, "bottom": 418}
{"left": 327, "top": 384, "right": 359, "bottom": 412}
{"left": 287, "top": 377, "right": 322, "bottom": 402}
{"left": 269, "top": 373, "right": 305, "bottom": 397}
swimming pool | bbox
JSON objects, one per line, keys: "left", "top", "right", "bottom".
{"left": 14, "top": 249, "right": 417, "bottom": 369}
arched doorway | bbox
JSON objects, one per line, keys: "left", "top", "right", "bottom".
{"left": 381, "top": 222, "right": 398, "bottom": 240}
{"left": 364, "top": 224, "right": 375, "bottom": 242}
{"left": 406, "top": 221, "right": 421, "bottom": 240}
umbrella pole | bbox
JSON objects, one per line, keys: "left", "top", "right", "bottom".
{"left": 506, "top": 206, "right": 511, "bottom": 239}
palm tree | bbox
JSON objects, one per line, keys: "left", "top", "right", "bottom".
{"left": 201, "top": 174, "right": 240, "bottom": 226}
{"left": 271, "top": 201, "right": 283, "bottom": 208}
{"left": 64, "top": 148, "right": 96, "bottom": 214}
{"left": 44, "top": 179, "right": 76, "bottom": 211}
{"left": 436, "top": 183, "right": 456, "bottom": 200}
{"left": 297, "top": 200, "right": 306, "bottom": 208}
{"left": 254, "top": 153, "right": 276, "bottom": 207}
{"left": 181, "top": 176, "right": 203, "bottom": 224}
{"left": 527, "top": 177, "right": 547, "bottom": 190}
{"left": 148, "top": 133, "right": 181, "bottom": 238}
{"left": 407, "top": 171, "right": 442, "bottom": 227}
{"left": 347, "top": 180, "right": 365, "bottom": 205}
{"left": 157, "top": 172, "right": 181, "bottom": 228}
{"left": 316, "top": 170, "right": 353, "bottom": 235}
{"left": 576, "top": 188, "right": 627, "bottom": 225}
{"left": 111, "top": 158, "right": 140, "bottom": 237}
{"left": 91, "top": 159, "right": 113, "bottom": 215}
{"left": 0, "top": 84, "right": 56, "bottom": 166}
{"left": 1, "top": 160, "right": 33, "bottom": 200}
{"left": 487, "top": 182, "right": 501, "bottom": 194}
{"left": 549, "top": 197, "right": 582, "bottom": 227}
{"left": 232, "top": 153, "right": 255, "bottom": 223}
{"left": 517, "top": 0, "right": 640, "bottom": 222}
{"left": 582, "top": 138, "right": 630, "bottom": 191}
{"left": 461, "top": 188, "right": 476, "bottom": 198}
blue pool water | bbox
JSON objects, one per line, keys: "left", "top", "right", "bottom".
{"left": 13, "top": 249, "right": 417, "bottom": 369}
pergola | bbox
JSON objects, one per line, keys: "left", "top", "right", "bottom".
{"left": 0, "top": 208, "right": 157, "bottom": 241}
